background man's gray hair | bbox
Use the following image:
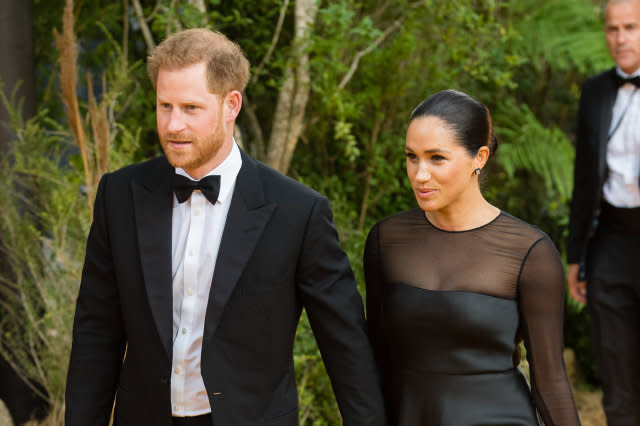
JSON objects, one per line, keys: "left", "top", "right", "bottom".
{"left": 604, "top": 0, "right": 638, "bottom": 18}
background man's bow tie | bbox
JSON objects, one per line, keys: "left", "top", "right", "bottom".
{"left": 616, "top": 74, "right": 640, "bottom": 88}
{"left": 172, "top": 174, "right": 221, "bottom": 204}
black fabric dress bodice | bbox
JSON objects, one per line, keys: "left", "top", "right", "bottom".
{"left": 364, "top": 209, "right": 581, "bottom": 426}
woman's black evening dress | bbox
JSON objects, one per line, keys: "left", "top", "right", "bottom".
{"left": 364, "top": 209, "right": 580, "bottom": 426}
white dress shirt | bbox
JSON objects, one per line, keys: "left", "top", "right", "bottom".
{"left": 603, "top": 67, "right": 640, "bottom": 207}
{"left": 170, "top": 142, "right": 242, "bottom": 416}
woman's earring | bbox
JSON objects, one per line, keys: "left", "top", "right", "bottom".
{"left": 474, "top": 168, "right": 481, "bottom": 175}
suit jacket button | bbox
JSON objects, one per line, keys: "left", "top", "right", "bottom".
{"left": 160, "top": 377, "right": 169, "bottom": 384}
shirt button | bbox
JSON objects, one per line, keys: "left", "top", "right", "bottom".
{"left": 189, "top": 250, "right": 194, "bottom": 257}
{"left": 187, "top": 288, "right": 193, "bottom": 296}
{"left": 182, "top": 328, "right": 187, "bottom": 335}
{"left": 174, "top": 367, "right": 181, "bottom": 374}
{"left": 194, "top": 209, "right": 201, "bottom": 216}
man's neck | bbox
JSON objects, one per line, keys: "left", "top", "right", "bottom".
{"left": 616, "top": 66, "right": 640, "bottom": 78}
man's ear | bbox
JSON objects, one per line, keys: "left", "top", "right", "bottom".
{"left": 223, "top": 90, "right": 242, "bottom": 122}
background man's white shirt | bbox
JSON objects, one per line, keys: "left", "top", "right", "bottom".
{"left": 603, "top": 67, "right": 640, "bottom": 207}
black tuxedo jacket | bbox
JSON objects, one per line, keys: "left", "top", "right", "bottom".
{"left": 65, "top": 151, "right": 385, "bottom": 426}
{"left": 567, "top": 67, "right": 619, "bottom": 267}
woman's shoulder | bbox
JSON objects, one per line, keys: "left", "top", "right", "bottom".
{"left": 495, "top": 211, "right": 555, "bottom": 248}
{"left": 366, "top": 208, "right": 427, "bottom": 245}
{"left": 371, "top": 208, "right": 425, "bottom": 231}
{"left": 489, "top": 213, "right": 563, "bottom": 276}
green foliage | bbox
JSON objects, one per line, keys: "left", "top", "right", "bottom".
{"left": 426, "top": 0, "right": 523, "bottom": 89}
{"left": 294, "top": 312, "right": 341, "bottom": 425}
{"left": 0, "top": 14, "right": 142, "bottom": 419}
{"left": 495, "top": 100, "right": 574, "bottom": 202}
{"left": 564, "top": 297, "right": 600, "bottom": 388}
{"left": 0, "top": 100, "right": 88, "bottom": 418}
{"left": 507, "top": 0, "right": 611, "bottom": 74}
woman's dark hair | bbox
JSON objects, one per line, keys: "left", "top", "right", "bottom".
{"left": 409, "top": 89, "right": 498, "bottom": 157}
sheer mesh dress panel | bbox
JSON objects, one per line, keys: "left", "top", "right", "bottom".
{"left": 364, "top": 208, "right": 580, "bottom": 426}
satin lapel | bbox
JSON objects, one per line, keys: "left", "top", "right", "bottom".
{"left": 597, "top": 70, "right": 618, "bottom": 181}
{"left": 131, "top": 157, "right": 174, "bottom": 356}
{"left": 203, "top": 152, "right": 276, "bottom": 341}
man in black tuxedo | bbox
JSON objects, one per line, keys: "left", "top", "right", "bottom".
{"left": 567, "top": 1, "right": 640, "bottom": 424}
{"left": 65, "top": 28, "right": 385, "bottom": 426}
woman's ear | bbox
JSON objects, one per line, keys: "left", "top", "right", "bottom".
{"left": 473, "top": 146, "right": 490, "bottom": 171}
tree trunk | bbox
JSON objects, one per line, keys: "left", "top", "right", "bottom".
{"left": 0, "top": 5, "right": 48, "bottom": 425}
{"left": 188, "top": 0, "right": 207, "bottom": 14}
{"left": 0, "top": 0, "right": 36, "bottom": 160}
{"left": 187, "top": 0, "right": 208, "bottom": 27}
{"left": 265, "top": 0, "right": 318, "bottom": 174}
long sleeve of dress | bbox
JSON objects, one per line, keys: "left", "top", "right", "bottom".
{"left": 518, "top": 236, "right": 581, "bottom": 426}
{"left": 363, "top": 224, "right": 388, "bottom": 385}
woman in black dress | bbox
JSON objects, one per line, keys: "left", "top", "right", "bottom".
{"left": 364, "top": 90, "right": 580, "bottom": 425}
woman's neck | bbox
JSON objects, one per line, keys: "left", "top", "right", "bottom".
{"left": 424, "top": 192, "right": 500, "bottom": 232}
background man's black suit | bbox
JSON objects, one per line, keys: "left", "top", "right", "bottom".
{"left": 65, "top": 151, "right": 385, "bottom": 425}
{"left": 568, "top": 68, "right": 618, "bottom": 264}
{"left": 568, "top": 67, "right": 640, "bottom": 426}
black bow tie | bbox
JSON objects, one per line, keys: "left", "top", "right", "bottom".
{"left": 615, "top": 74, "right": 640, "bottom": 88}
{"left": 172, "top": 174, "right": 221, "bottom": 204}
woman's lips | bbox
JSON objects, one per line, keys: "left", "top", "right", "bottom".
{"left": 415, "top": 188, "right": 436, "bottom": 198}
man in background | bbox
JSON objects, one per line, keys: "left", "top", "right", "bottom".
{"left": 567, "top": 1, "right": 640, "bottom": 424}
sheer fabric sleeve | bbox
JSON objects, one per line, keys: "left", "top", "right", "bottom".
{"left": 518, "top": 236, "right": 581, "bottom": 426}
{"left": 363, "top": 224, "right": 389, "bottom": 389}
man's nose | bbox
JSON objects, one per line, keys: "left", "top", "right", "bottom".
{"left": 167, "top": 109, "right": 186, "bottom": 133}
{"left": 617, "top": 29, "right": 628, "bottom": 44}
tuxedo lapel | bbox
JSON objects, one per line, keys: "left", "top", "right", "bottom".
{"left": 131, "top": 157, "right": 174, "bottom": 356}
{"left": 203, "top": 152, "right": 276, "bottom": 341}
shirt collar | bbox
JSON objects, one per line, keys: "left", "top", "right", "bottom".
{"left": 174, "top": 140, "right": 243, "bottom": 204}
{"left": 616, "top": 66, "right": 640, "bottom": 79}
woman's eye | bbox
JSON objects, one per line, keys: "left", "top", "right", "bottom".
{"left": 405, "top": 152, "right": 417, "bottom": 160}
{"left": 431, "top": 155, "right": 445, "bottom": 161}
